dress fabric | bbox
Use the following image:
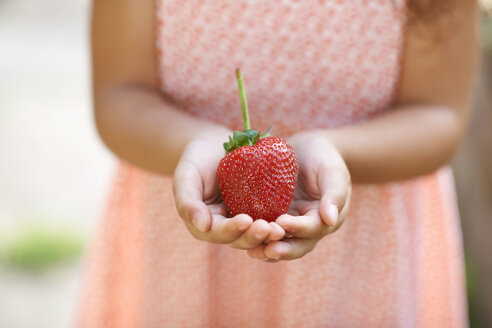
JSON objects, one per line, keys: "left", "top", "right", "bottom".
{"left": 76, "top": 1, "right": 467, "bottom": 327}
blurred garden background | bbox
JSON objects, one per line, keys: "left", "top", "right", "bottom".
{"left": 0, "top": 0, "right": 491, "bottom": 327}
{"left": 0, "top": 0, "right": 112, "bottom": 327}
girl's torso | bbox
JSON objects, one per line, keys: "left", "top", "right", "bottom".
{"left": 157, "top": 0, "right": 406, "bottom": 136}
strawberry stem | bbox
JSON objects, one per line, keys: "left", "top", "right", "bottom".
{"left": 235, "top": 68, "right": 250, "bottom": 131}
{"left": 223, "top": 69, "right": 270, "bottom": 154}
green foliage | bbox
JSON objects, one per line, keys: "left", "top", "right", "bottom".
{"left": 481, "top": 12, "right": 492, "bottom": 52}
{"left": 0, "top": 227, "right": 85, "bottom": 272}
{"left": 465, "top": 256, "right": 485, "bottom": 328}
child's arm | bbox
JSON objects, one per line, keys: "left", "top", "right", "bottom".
{"left": 92, "top": 0, "right": 230, "bottom": 175}
{"left": 312, "top": 0, "right": 479, "bottom": 184}
{"left": 92, "top": 0, "right": 284, "bottom": 246}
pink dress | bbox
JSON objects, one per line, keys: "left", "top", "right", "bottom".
{"left": 76, "top": 1, "right": 467, "bottom": 327}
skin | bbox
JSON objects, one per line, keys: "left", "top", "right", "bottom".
{"left": 92, "top": 0, "right": 478, "bottom": 262}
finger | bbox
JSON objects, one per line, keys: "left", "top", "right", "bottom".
{"left": 254, "top": 246, "right": 268, "bottom": 260}
{"left": 327, "top": 184, "right": 351, "bottom": 233}
{"left": 177, "top": 201, "right": 212, "bottom": 233}
{"left": 290, "top": 199, "right": 318, "bottom": 216}
{"left": 318, "top": 167, "right": 350, "bottom": 226}
{"left": 173, "top": 161, "right": 212, "bottom": 232}
{"left": 264, "top": 238, "right": 317, "bottom": 261}
{"left": 275, "top": 211, "right": 323, "bottom": 239}
{"left": 247, "top": 246, "right": 280, "bottom": 263}
{"left": 228, "top": 219, "right": 271, "bottom": 250}
{"left": 208, "top": 203, "right": 228, "bottom": 216}
{"left": 256, "top": 247, "right": 281, "bottom": 262}
{"left": 207, "top": 214, "right": 252, "bottom": 244}
{"left": 265, "top": 222, "right": 285, "bottom": 243}
{"left": 253, "top": 246, "right": 268, "bottom": 260}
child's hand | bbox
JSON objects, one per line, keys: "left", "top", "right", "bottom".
{"left": 247, "top": 133, "right": 351, "bottom": 262}
{"left": 173, "top": 139, "right": 285, "bottom": 249}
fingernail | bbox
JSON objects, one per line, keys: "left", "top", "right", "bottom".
{"left": 270, "top": 252, "right": 282, "bottom": 260}
{"left": 192, "top": 213, "right": 207, "bottom": 232}
{"left": 328, "top": 204, "right": 339, "bottom": 226}
{"left": 271, "top": 244, "right": 286, "bottom": 260}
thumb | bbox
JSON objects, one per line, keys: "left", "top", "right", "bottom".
{"left": 318, "top": 166, "right": 350, "bottom": 227}
{"left": 172, "top": 160, "right": 212, "bottom": 232}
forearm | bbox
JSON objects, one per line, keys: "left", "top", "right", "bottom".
{"left": 318, "top": 104, "right": 465, "bottom": 184}
{"left": 95, "top": 84, "right": 230, "bottom": 175}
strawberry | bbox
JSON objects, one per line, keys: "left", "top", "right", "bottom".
{"left": 216, "top": 69, "right": 298, "bottom": 222}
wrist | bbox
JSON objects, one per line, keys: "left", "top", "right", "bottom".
{"left": 288, "top": 128, "right": 351, "bottom": 168}
{"left": 189, "top": 123, "right": 232, "bottom": 144}
{"left": 182, "top": 124, "right": 232, "bottom": 161}
{"left": 322, "top": 128, "right": 350, "bottom": 163}
{"left": 288, "top": 129, "right": 338, "bottom": 151}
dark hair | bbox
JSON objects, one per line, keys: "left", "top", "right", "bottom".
{"left": 406, "top": 0, "right": 456, "bottom": 26}
{"left": 397, "top": 0, "right": 462, "bottom": 42}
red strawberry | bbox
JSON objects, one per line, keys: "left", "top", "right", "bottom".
{"left": 217, "top": 136, "right": 298, "bottom": 222}
{"left": 216, "top": 69, "right": 298, "bottom": 222}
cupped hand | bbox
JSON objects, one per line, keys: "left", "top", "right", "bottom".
{"left": 247, "top": 132, "right": 351, "bottom": 262}
{"left": 173, "top": 138, "right": 285, "bottom": 249}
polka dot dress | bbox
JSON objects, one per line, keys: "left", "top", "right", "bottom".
{"left": 75, "top": 1, "right": 468, "bottom": 327}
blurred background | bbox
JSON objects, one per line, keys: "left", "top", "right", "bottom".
{"left": 0, "top": 0, "right": 111, "bottom": 327}
{"left": 0, "top": 0, "right": 490, "bottom": 327}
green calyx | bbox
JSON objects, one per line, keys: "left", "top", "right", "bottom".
{"left": 223, "top": 69, "right": 271, "bottom": 154}
{"left": 223, "top": 128, "right": 271, "bottom": 153}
